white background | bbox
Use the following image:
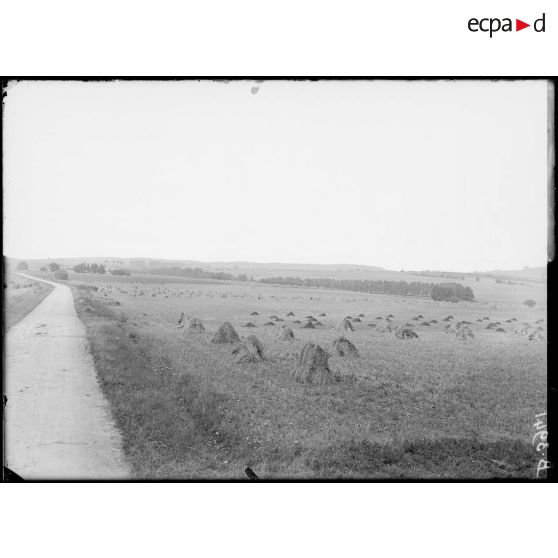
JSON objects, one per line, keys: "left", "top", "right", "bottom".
{"left": 0, "top": 0, "right": 556, "bottom": 75}
{"left": 1, "top": 1, "right": 555, "bottom": 557}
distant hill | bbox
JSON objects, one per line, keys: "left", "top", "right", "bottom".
{"left": 478, "top": 266, "right": 546, "bottom": 283}
{"left": 4, "top": 255, "right": 545, "bottom": 284}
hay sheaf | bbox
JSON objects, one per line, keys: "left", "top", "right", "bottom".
{"left": 332, "top": 337, "right": 359, "bottom": 357}
{"left": 279, "top": 326, "right": 295, "bottom": 341}
{"left": 528, "top": 330, "right": 545, "bottom": 342}
{"left": 211, "top": 322, "right": 240, "bottom": 343}
{"left": 187, "top": 317, "right": 205, "bottom": 333}
{"left": 292, "top": 343, "right": 332, "bottom": 385}
{"left": 395, "top": 326, "right": 418, "bottom": 339}
{"left": 456, "top": 326, "right": 474, "bottom": 340}
{"left": 337, "top": 318, "right": 354, "bottom": 331}
{"left": 232, "top": 335, "right": 266, "bottom": 363}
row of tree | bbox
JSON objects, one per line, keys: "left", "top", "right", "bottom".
{"left": 72, "top": 262, "right": 106, "bottom": 274}
{"left": 259, "top": 276, "right": 475, "bottom": 302}
{"left": 139, "top": 266, "right": 240, "bottom": 281}
{"left": 430, "top": 282, "right": 475, "bottom": 302}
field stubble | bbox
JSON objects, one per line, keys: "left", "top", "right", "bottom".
{"left": 71, "top": 273, "right": 546, "bottom": 478}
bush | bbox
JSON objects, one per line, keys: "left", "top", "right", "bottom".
{"left": 48, "top": 262, "right": 60, "bottom": 272}
{"left": 110, "top": 269, "right": 131, "bottom": 276}
{"left": 16, "top": 260, "right": 29, "bottom": 270}
{"left": 523, "top": 299, "right": 536, "bottom": 308}
{"left": 53, "top": 269, "right": 68, "bottom": 280}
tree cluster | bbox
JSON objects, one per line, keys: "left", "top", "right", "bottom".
{"left": 72, "top": 262, "right": 106, "bottom": 274}
{"left": 430, "top": 282, "right": 475, "bottom": 302}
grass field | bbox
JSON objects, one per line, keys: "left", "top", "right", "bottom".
{"left": 4, "top": 272, "right": 55, "bottom": 330}
{"left": 65, "top": 271, "right": 546, "bottom": 479}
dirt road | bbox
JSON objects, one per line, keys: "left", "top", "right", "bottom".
{"left": 4, "top": 274, "right": 131, "bottom": 479}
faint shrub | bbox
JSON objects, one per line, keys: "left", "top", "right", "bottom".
{"left": 53, "top": 269, "right": 68, "bottom": 280}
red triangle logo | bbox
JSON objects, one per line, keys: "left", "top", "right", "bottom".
{"left": 516, "top": 19, "right": 530, "bottom": 31}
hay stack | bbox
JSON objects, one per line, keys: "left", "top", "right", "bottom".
{"left": 535, "top": 319, "right": 544, "bottom": 324}
{"left": 443, "top": 316, "right": 453, "bottom": 322}
{"left": 303, "top": 320, "right": 316, "bottom": 329}
{"left": 456, "top": 326, "right": 474, "bottom": 340}
{"left": 250, "top": 311, "right": 259, "bottom": 316}
{"left": 187, "top": 317, "right": 205, "bottom": 333}
{"left": 528, "top": 330, "right": 545, "bottom": 342}
{"left": 211, "top": 322, "right": 240, "bottom": 343}
{"left": 293, "top": 320, "right": 301, "bottom": 324}
{"left": 387, "top": 314, "right": 394, "bottom": 318}
{"left": 232, "top": 335, "right": 266, "bottom": 363}
{"left": 513, "top": 324, "right": 530, "bottom": 335}
{"left": 279, "top": 326, "right": 295, "bottom": 341}
{"left": 496, "top": 327, "right": 506, "bottom": 333}
{"left": 351, "top": 317, "right": 362, "bottom": 323}
{"left": 292, "top": 343, "right": 332, "bottom": 385}
{"left": 337, "top": 317, "right": 354, "bottom": 331}
{"left": 287, "top": 312, "right": 295, "bottom": 317}
{"left": 319, "top": 312, "right": 327, "bottom": 317}
{"left": 395, "top": 326, "right": 418, "bottom": 339}
{"left": 332, "top": 337, "right": 359, "bottom": 357}
{"left": 430, "top": 319, "right": 438, "bottom": 324}
{"left": 243, "top": 322, "right": 256, "bottom": 328}
{"left": 420, "top": 321, "right": 430, "bottom": 326}
{"left": 264, "top": 321, "right": 275, "bottom": 326}
{"left": 358, "top": 313, "right": 365, "bottom": 317}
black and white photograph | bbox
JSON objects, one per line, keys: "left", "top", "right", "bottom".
{"left": 2, "top": 79, "right": 551, "bottom": 480}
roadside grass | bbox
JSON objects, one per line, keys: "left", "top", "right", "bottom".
{"left": 4, "top": 273, "right": 55, "bottom": 330}
{"left": 72, "top": 275, "right": 546, "bottom": 479}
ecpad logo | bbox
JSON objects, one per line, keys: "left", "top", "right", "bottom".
{"left": 468, "top": 13, "right": 546, "bottom": 37}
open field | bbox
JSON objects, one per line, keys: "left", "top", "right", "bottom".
{"left": 3, "top": 272, "right": 55, "bottom": 330}
{"left": 58, "top": 269, "right": 547, "bottom": 479}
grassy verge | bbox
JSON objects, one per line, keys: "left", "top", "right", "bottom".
{"left": 73, "top": 285, "right": 544, "bottom": 479}
{"left": 4, "top": 275, "right": 55, "bottom": 330}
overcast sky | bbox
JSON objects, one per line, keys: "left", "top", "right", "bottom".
{"left": 3, "top": 80, "right": 549, "bottom": 271}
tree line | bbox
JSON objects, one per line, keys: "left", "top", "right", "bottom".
{"left": 72, "top": 262, "right": 106, "bottom": 274}
{"left": 259, "top": 276, "right": 475, "bottom": 302}
{"left": 136, "top": 266, "right": 244, "bottom": 282}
